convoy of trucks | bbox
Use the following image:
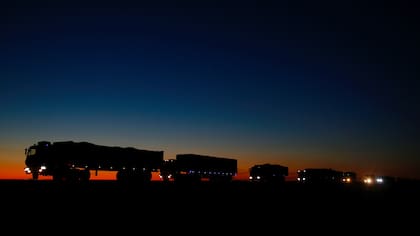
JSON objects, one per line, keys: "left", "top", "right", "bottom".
{"left": 24, "top": 140, "right": 382, "bottom": 187}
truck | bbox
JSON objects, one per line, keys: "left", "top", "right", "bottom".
{"left": 159, "top": 154, "right": 238, "bottom": 183}
{"left": 24, "top": 141, "right": 164, "bottom": 183}
{"left": 24, "top": 141, "right": 238, "bottom": 184}
{"left": 363, "top": 174, "right": 396, "bottom": 186}
{"left": 248, "top": 163, "right": 288, "bottom": 184}
{"left": 297, "top": 168, "right": 348, "bottom": 184}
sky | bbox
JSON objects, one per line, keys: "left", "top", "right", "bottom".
{"left": 1, "top": 0, "right": 419, "bottom": 181}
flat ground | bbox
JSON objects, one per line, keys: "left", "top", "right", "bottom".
{"left": 2, "top": 179, "right": 419, "bottom": 232}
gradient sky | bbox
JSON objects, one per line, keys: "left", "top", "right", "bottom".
{"left": 1, "top": 1, "right": 419, "bottom": 180}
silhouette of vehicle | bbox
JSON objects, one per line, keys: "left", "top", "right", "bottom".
{"left": 24, "top": 141, "right": 164, "bottom": 183}
{"left": 249, "top": 163, "right": 288, "bottom": 184}
{"left": 297, "top": 168, "right": 345, "bottom": 184}
{"left": 24, "top": 141, "right": 237, "bottom": 184}
{"left": 342, "top": 171, "right": 357, "bottom": 183}
{"left": 159, "top": 154, "right": 237, "bottom": 184}
{"left": 363, "top": 175, "right": 396, "bottom": 185}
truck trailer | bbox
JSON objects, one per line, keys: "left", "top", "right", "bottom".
{"left": 24, "top": 141, "right": 164, "bottom": 183}
{"left": 159, "top": 154, "right": 238, "bottom": 183}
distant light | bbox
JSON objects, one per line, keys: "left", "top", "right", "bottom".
{"left": 364, "top": 178, "right": 372, "bottom": 184}
{"left": 342, "top": 178, "right": 351, "bottom": 183}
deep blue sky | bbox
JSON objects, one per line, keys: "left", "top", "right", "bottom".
{"left": 1, "top": 1, "right": 419, "bottom": 179}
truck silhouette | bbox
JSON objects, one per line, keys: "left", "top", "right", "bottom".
{"left": 297, "top": 168, "right": 353, "bottom": 184}
{"left": 24, "top": 141, "right": 164, "bottom": 183}
{"left": 24, "top": 141, "right": 237, "bottom": 184}
{"left": 249, "top": 163, "right": 288, "bottom": 184}
{"left": 159, "top": 154, "right": 237, "bottom": 183}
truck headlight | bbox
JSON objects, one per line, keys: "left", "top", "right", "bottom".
{"left": 24, "top": 167, "right": 31, "bottom": 174}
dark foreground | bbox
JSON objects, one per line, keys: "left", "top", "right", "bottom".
{"left": 2, "top": 179, "right": 419, "bottom": 232}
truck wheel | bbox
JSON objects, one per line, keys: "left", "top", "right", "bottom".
{"left": 79, "top": 170, "right": 91, "bottom": 182}
{"left": 116, "top": 170, "right": 128, "bottom": 182}
{"left": 32, "top": 171, "right": 39, "bottom": 180}
{"left": 52, "top": 173, "right": 64, "bottom": 182}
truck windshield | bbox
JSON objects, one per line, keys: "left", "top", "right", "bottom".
{"left": 27, "top": 148, "right": 36, "bottom": 156}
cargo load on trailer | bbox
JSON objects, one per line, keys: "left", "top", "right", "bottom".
{"left": 159, "top": 154, "right": 237, "bottom": 183}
